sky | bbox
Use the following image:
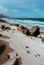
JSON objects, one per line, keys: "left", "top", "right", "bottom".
{"left": 0, "top": 0, "right": 44, "bottom": 18}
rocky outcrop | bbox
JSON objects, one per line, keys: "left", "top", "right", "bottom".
{"left": 1, "top": 24, "right": 11, "bottom": 30}
{"left": 23, "top": 27, "right": 30, "bottom": 35}
{"left": 17, "top": 25, "right": 30, "bottom": 35}
{"left": 17, "top": 25, "right": 25, "bottom": 32}
{"left": 30, "top": 26, "right": 40, "bottom": 37}
{"left": 17, "top": 25, "right": 40, "bottom": 37}
{"left": 5, "top": 26, "right": 11, "bottom": 30}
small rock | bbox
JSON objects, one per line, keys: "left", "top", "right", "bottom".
{"left": 37, "top": 54, "right": 40, "bottom": 57}
{"left": 6, "top": 55, "right": 10, "bottom": 59}
{"left": 16, "top": 53, "right": 18, "bottom": 56}
{"left": 27, "top": 51, "right": 30, "bottom": 53}
{"left": 35, "top": 55, "right": 37, "bottom": 57}
{"left": 13, "top": 57, "right": 22, "bottom": 65}
{"left": 26, "top": 46, "right": 29, "bottom": 48}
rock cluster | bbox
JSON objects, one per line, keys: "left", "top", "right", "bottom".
{"left": 1, "top": 24, "right": 11, "bottom": 31}
{"left": 17, "top": 25, "right": 30, "bottom": 35}
{"left": 17, "top": 25, "right": 40, "bottom": 37}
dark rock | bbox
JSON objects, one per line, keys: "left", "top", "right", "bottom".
{"left": 18, "top": 25, "right": 30, "bottom": 35}
{"left": 13, "top": 58, "right": 19, "bottom": 65}
{"left": 0, "top": 34, "right": 3, "bottom": 36}
{"left": 13, "top": 57, "right": 22, "bottom": 65}
{"left": 5, "top": 26, "right": 11, "bottom": 30}
{"left": 1, "top": 25, "right": 11, "bottom": 30}
{"left": 27, "top": 51, "right": 30, "bottom": 53}
{"left": 0, "top": 19, "right": 7, "bottom": 23}
{"left": 16, "top": 53, "right": 18, "bottom": 56}
{"left": 1, "top": 25, "right": 5, "bottom": 30}
{"left": 26, "top": 46, "right": 29, "bottom": 48}
{"left": 0, "top": 45, "right": 6, "bottom": 55}
{"left": 23, "top": 28, "right": 30, "bottom": 35}
{"left": 37, "top": 54, "right": 40, "bottom": 57}
{"left": 6, "top": 55, "right": 10, "bottom": 59}
{"left": 30, "top": 26, "right": 40, "bottom": 37}
{"left": 14, "top": 24, "right": 19, "bottom": 27}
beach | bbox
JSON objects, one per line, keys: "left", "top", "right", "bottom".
{"left": 0, "top": 21, "right": 44, "bottom": 65}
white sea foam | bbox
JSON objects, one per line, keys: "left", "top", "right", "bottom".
{"left": 10, "top": 20, "right": 44, "bottom": 28}
{"left": 16, "top": 20, "right": 44, "bottom": 27}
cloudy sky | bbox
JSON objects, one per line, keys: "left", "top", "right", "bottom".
{"left": 0, "top": 0, "right": 44, "bottom": 18}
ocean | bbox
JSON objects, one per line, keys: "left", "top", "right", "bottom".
{"left": 1, "top": 18, "right": 44, "bottom": 30}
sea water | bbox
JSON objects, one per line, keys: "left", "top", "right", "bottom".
{"left": 1, "top": 18, "right": 44, "bottom": 30}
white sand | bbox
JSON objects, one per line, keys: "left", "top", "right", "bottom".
{"left": 0, "top": 24, "right": 44, "bottom": 65}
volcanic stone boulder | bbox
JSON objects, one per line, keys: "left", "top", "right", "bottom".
{"left": 30, "top": 26, "right": 40, "bottom": 37}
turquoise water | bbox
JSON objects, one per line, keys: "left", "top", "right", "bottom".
{"left": 1, "top": 18, "right": 44, "bottom": 30}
